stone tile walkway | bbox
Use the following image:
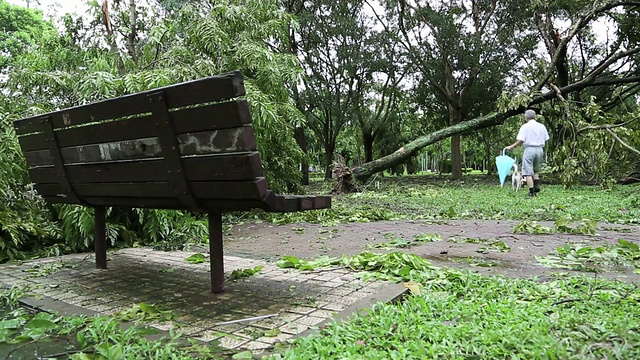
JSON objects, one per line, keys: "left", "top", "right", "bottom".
{"left": 0, "top": 248, "right": 387, "bottom": 352}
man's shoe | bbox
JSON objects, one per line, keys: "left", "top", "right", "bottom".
{"left": 528, "top": 188, "right": 536, "bottom": 197}
{"left": 534, "top": 179, "right": 541, "bottom": 193}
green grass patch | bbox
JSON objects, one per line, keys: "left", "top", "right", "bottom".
{"left": 274, "top": 273, "right": 640, "bottom": 359}
{"left": 262, "top": 178, "right": 640, "bottom": 225}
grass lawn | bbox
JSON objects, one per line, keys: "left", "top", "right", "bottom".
{"left": 276, "top": 271, "right": 640, "bottom": 359}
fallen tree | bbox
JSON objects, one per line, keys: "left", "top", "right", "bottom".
{"left": 354, "top": 74, "right": 640, "bottom": 181}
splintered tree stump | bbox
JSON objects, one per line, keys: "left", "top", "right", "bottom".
{"left": 332, "top": 163, "right": 357, "bottom": 194}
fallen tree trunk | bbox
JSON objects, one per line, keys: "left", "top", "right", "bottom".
{"left": 353, "top": 111, "right": 518, "bottom": 181}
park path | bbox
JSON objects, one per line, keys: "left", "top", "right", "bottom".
{"left": 224, "top": 219, "right": 640, "bottom": 281}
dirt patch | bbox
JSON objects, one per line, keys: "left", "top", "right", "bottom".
{"left": 224, "top": 220, "right": 640, "bottom": 282}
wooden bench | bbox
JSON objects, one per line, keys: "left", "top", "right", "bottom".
{"left": 13, "top": 71, "right": 331, "bottom": 293}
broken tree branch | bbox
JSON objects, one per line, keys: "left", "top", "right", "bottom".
{"left": 606, "top": 128, "right": 640, "bottom": 156}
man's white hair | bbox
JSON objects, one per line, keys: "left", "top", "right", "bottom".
{"left": 524, "top": 109, "right": 536, "bottom": 120}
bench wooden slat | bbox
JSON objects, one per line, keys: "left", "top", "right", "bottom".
{"left": 34, "top": 178, "right": 268, "bottom": 200}
{"left": 271, "top": 195, "right": 332, "bottom": 212}
{"left": 27, "top": 153, "right": 264, "bottom": 184}
{"left": 41, "top": 196, "right": 275, "bottom": 212}
{"left": 17, "top": 100, "right": 252, "bottom": 151}
{"left": 22, "top": 126, "right": 257, "bottom": 168}
{"left": 13, "top": 71, "right": 245, "bottom": 135}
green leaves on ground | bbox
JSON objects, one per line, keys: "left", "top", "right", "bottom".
{"left": 277, "top": 252, "right": 437, "bottom": 283}
{"left": 369, "top": 233, "right": 442, "bottom": 250}
{"left": 554, "top": 216, "right": 597, "bottom": 235}
{"left": 448, "top": 237, "right": 511, "bottom": 252}
{"left": 513, "top": 220, "right": 553, "bottom": 234}
{"left": 184, "top": 253, "right": 207, "bottom": 264}
{"left": 276, "top": 255, "right": 341, "bottom": 271}
{"left": 23, "top": 261, "right": 78, "bottom": 278}
{"left": 228, "top": 266, "right": 263, "bottom": 282}
{"left": 115, "top": 302, "right": 174, "bottom": 322}
{"left": 514, "top": 215, "right": 597, "bottom": 235}
{"left": 342, "top": 252, "right": 438, "bottom": 282}
{"left": 537, "top": 239, "right": 640, "bottom": 273}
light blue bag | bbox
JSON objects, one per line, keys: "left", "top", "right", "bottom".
{"left": 495, "top": 148, "right": 515, "bottom": 187}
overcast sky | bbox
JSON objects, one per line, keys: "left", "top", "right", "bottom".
{"left": 7, "top": 0, "right": 89, "bottom": 18}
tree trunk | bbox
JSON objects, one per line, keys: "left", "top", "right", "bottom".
{"left": 324, "top": 146, "right": 334, "bottom": 180}
{"left": 101, "top": 0, "right": 125, "bottom": 76}
{"left": 450, "top": 107, "right": 463, "bottom": 180}
{"left": 127, "top": 0, "right": 137, "bottom": 64}
{"left": 323, "top": 132, "right": 337, "bottom": 180}
{"left": 294, "top": 126, "right": 309, "bottom": 185}
{"left": 362, "top": 130, "right": 374, "bottom": 163}
{"left": 484, "top": 137, "right": 493, "bottom": 176}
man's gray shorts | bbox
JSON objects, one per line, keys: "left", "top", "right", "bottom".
{"left": 522, "top": 146, "right": 544, "bottom": 176}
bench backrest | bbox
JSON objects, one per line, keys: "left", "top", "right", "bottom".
{"left": 13, "top": 71, "right": 271, "bottom": 211}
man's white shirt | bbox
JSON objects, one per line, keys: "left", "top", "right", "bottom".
{"left": 516, "top": 120, "right": 549, "bottom": 147}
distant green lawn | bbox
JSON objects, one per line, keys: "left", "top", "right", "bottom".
{"left": 266, "top": 175, "right": 640, "bottom": 225}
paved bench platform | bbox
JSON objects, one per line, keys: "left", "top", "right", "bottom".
{"left": 0, "top": 249, "right": 392, "bottom": 353}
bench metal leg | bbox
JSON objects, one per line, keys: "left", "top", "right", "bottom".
{"left": 209, "top": 212, "right": 225, "bottom": 293}
{"left": 94, "top": 206, "right": 107, "bottom": 269}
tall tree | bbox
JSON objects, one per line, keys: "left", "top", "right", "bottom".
{"left": 353, "top": 0, "right": 640, "bottom": 182}
{"left": 293, "top": 0, "right": 372, "bottom": 179}
{"left": 5, "top": 0, "right": 307, "bottom": 193}
{"left": 378, "top": 0, "right": 536, "bottom": 180}
{"left": 0, "top": 0, "right": 56, "bottom": 72}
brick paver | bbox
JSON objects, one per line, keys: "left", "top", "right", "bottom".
{"left": 0, "top": 248, "right": 386, "bottom": 353}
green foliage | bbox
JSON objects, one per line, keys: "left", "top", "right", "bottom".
{"left": 24, "top": 261, "right": 78, "bottom": 278}
{"left": 115, "top": 302, "right": 175, "bottom": 323}
{"left": 228, "top": 265, "right": 263, "bottom": 282}
{"left": 137, "top": 210, "right": 208, "bottom": 251}
{"left": 448, "top": 237, "right": 511, "bottom": 253}
{"left": 276, "top": 255, "right": 341, "bottom": 271}
{"left": 513, "top": 220, "right": 554, "bottom": 234}
{"left": 277, "top": 274, "right": 640, "bottom": 359}
{"left": 1, "top": 284, "right": 198, "bottom": 358}
{"left": 57, "top": 205, "right": 96, "bottom": 250}
{"left": 4, "top": 0, "right": 305, "bottom": 194}
{"left": 544, "top": 101, "right": 640, "bottom": 186}
{"left": 368, "top": 233, "right": 442, "bottom": 250}
{"left": 0, "top": 183, "right": 61, "bottom": 262}
{"left": 185, "top": 253, "right": 207, "bottom": 264}
{"left": 514, "top": 216, "right": 597, "bottom": 235}
{"left": 266, "top": 178, "right": 640, "bottom": 225}
{"left": 0, "top": 1, "right": 57, "bottom": 70}
{"left": 264, "top": 202, "right": 399, "bottom": 226}
{"left": 554, "top": 215, "right": 597, "bottom": 235}
{"left": 342, "top": 252, "right": 438, "bottom": 282}
{"left": 537, "top": 239, "right": 640, "bottom": 273}
{"left": 277, "top": 251, "right": 438, "bottom": 283}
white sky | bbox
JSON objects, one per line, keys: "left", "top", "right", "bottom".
{"left": 7, "top": 0, "right": 89, "bottom": 18}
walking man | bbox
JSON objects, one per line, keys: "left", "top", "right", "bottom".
{"left": 505, "top": 109, "right": 550, "bottom": 197}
